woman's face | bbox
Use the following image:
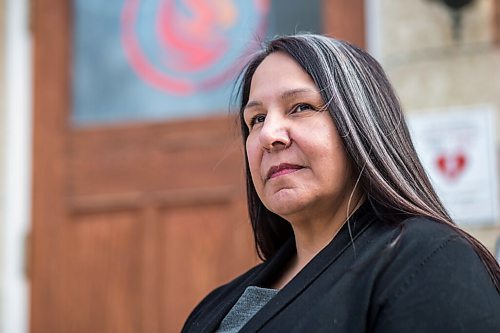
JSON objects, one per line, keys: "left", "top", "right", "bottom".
{"left": 243, "top": 52, "right": 357, "bottom": 223}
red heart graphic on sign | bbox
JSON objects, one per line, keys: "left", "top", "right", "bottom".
{"left": 436, "top": 152, "right": 467, "bottom": 180}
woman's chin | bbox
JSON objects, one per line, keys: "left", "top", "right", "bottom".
{"left": 263, "top": 197, "right": 309, "bottom": 221}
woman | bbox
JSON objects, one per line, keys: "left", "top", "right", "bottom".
{"left": 182, "top": 34, "right": 500, "bottom": 332}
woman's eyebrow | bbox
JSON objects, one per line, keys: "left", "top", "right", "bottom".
{"left": 244, "top": 100, "right": 262, "bottom": 110}
{"left": 244, "top": 88, "right": 319, "bottom": 110}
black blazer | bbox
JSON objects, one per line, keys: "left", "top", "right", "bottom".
{"left": 182, "top": 203, "right": 500, "bottom": 332}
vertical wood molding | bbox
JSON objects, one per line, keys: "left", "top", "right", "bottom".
{"left": 322, "top": 0, "right": 366, "bottom": 48}
{"left": 31, "top": 0, "right": 71, "bottom": 331}
{"left": 140, "top": 207, "right": 161, "bottom": 332}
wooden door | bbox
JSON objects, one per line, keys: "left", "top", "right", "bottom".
{"left": 30, "top": 0, "right": 365, "bottom": 332}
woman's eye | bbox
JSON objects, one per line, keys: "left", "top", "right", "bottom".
{"left": 292, "top": 103, "right": 314, "bottom": 113}
{"left": 249, "top": 114, "right": 266, "bottom": 127}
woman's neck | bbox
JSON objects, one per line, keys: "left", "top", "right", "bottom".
{"left": 271, "top": 194, "right": 365, "bottom": 289}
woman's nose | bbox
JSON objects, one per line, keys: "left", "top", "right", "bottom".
{"left": 259, "top": 114, "right": 291, "bottom": 152}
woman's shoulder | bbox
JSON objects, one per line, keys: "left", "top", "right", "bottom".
{"left": 383, "top": 216, "right": 486, "bottom": 272}
{"left": 399, "top": 215, "right": 463, "bottom": 240}
{"left": 386, "top": 216, "right": 478, "bottom": 258}
{"left": 375, "top": 216, "right": 497, "bottom": 301}
{"left": 371, "top": 216, "right": 500, "bottom": 331}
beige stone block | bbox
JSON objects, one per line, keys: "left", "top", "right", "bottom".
{"left": 379, "top": 0, "right": 494, "bottom": 61}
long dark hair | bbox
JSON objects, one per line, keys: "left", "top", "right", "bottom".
{"left": 236, "top": 34, "right": 500, "bottom": 289}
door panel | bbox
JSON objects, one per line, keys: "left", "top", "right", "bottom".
{"left": 68, "top": 117, "right": 243, "bottom": 196}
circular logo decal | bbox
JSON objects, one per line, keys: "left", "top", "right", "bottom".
{"left": 121, "top": 0, "right": 269, "bottom": 95}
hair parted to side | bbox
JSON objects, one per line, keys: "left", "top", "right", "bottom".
{"left": 235, "top": 34, "right": 500, "bottom": 289}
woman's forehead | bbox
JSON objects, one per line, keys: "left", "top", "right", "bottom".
{"left": 248, "top": 53, "right": 318, "bottom": 99}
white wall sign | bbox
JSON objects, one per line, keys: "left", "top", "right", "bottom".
{"left": 408, "top": 106, "right": 498, "bottom": 225}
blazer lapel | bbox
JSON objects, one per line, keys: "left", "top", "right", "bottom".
{"left": 240, "top": 204, "right": 376, "bottom": 332}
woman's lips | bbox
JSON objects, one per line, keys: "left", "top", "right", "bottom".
{"left": 267, "top": 163, "right": 304, "bottom": 180}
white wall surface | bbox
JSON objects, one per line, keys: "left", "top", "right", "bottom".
{"left": 0, "top": 0, "right": 5, "bottom": 328}
{"left": 0, "top": 0, "right": 32, "bottom": 332}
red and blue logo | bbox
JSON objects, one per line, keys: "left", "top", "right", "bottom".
{"left": 121, "top": 0, "right": 269, "bottom": 95}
